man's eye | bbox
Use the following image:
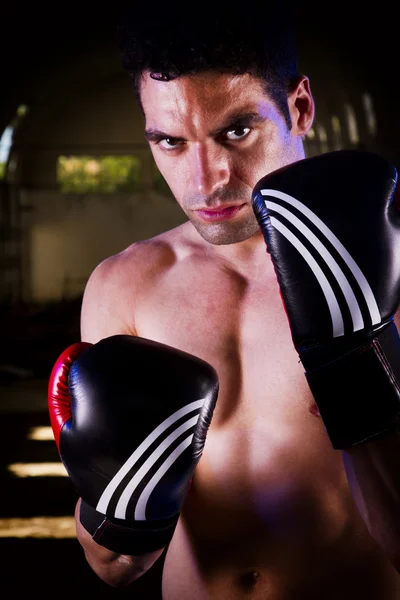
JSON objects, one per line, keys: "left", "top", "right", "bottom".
{"left": 158, "top": 138, "right": 182, "bottom": 150}
{"left": 225, "top": 126, "right": 251, "bottom": 141}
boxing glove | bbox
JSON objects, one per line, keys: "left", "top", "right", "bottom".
{"left": 252, "top": 149, "right": 400, "bottom": 449}
{"left": 48, "top": 334, "right": 219, "bottom": 554}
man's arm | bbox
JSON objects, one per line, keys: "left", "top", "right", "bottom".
{"left": 71, "top": 255, "right": 170, "bottom": 587}
{"left": 73, "top": 464, "right": 167, "bottom": 587}
{"left": 49, "top": 251, "right": 218, "bottom": 589}
{"left": 341, "top": 424, "right": 400, "bottom": 572}
{"left": 251, "top": 151, "right": 400, "bottom": 572}
{"left": 341, "top": 308, "right": 400, "bottom": 573}
{"left": 75, "top": 499, "right": 165, "bottom": 588}
{"left": 80, "top": 253, "right": 136, "bottom": 344}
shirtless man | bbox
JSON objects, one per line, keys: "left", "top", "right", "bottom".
{"left": 48, "top": 4, "right": 400, "bottom": 598}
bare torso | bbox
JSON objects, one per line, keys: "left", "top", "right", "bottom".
{"left": 91, "top": 221, "right": 400, "bottom": 599}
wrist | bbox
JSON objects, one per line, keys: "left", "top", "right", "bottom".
{"left": 302, "top": 320, "right": 400, "bottom": 449}
{"left": 299, "top": 321, "right": 393, "bottom": 371}
{"left": 80, "top": 499, "right": 179, "bottom": 555}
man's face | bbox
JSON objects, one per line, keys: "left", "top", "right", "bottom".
{"left": 141, "top": 71, "right": 309, "bottom": 245}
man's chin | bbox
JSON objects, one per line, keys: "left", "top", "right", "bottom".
{"left": 190, "top": 217, "right": 260, "bottom": 245}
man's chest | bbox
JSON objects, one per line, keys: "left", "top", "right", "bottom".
{"left": 134, "top": 266, "right": 315, "bottom": 422}
{"left": 134, "top": 265, "right": 369, "bottom": 567}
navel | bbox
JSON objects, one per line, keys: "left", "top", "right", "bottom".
{"left": 239, "top": 570, "right": 260, "bottom": 588}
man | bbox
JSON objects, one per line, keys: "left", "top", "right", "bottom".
{"left": 48, "top": 3, "right": 400, "bottom": 598}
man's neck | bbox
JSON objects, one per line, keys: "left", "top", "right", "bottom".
{"left": 210, "top": 230, "right": 267, "bottom": 263}
{"left": 186, "top": 224, "right": 271, "bottom": 276}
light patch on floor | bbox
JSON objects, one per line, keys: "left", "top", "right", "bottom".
{"left": 0, "top": 516, "right": 76, "bottom": 538}
{"left": 8, "top": 463, "right": 68, "bottom": 477}
{"left": 27, "top": 426, "right": 54, "bottom": 441}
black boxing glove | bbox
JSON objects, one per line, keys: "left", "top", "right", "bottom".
{"left": 48, "top": 334, "right": 218, "bottom": 554}
{"left": 252, "top": 150, "right": 400, "bottom": 449}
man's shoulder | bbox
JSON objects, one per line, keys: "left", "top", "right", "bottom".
{"left": 80, "top": 223, "right": 194, "bottom": 340}
{"left": 88, "top": 222, "right": 192, "bottom": 289}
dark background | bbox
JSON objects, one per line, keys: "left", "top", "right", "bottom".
{"left": 0, "top": 4, "right": 399, "bottom": 598}
{"left": 1, "top": 5, "right": 399, "bottom": 376}
{"left": 1, "top": 6, "right": 400, "bottom": 136}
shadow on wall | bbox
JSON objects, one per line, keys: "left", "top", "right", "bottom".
{"left": 0, "top": 298, "right": 82, "bottom": 385}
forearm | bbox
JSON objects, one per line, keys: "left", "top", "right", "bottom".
{"left": 342, "top": 430, "right": 400, "bottom": 571}
{"left": 75, "top": 499, "right": 166, "bottom": 588}
{"left": 48, "top": 336, "right": 215, "bottom": 589}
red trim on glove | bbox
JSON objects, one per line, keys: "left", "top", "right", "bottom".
{"left": 48, "top": 342, "right": 92, "bottom": 450}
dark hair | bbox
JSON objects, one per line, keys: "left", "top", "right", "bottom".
{"left": 116, "top": 3, "right": 299, "bottom": 128}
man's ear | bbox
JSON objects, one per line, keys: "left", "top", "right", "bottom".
{"left": 288, "top": 75, "right": 315, "bottom": 136}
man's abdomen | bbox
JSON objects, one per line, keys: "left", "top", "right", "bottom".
{"left": 162, "top": 421, "right": 400, "bottom": 599}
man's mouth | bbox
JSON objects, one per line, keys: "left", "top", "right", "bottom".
{"left": 195, "top": 204, "right": 245, "bottom": 222}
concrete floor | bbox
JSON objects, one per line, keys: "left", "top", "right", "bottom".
{"left": 1, "top": 296, "right": 166, "bottom": 597}
{"left": 0, "top": 377, "right": 166, "bottom": 598}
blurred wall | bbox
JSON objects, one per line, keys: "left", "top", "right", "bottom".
{"left": 1, "top": 16, "right": 399, "bottom": 304}
{"left": 2, "top": 36, "right": 187, "bottom": 303}
{"left": 20, "top": 189, "right": 186, "bottom": 302}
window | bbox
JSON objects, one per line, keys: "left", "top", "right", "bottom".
{"left": 344, "top": 103, "right": 359, "bottom": 145}
{"left": 0, "top": 105, "right": 28, "bottom": 180}
{"left": 0, "top": 127, "right": 13, "bottom": 179}
{"left": 362, "top": 93, "right": 377, "bottom": 137}
{"left": 57, "top": 155, "right": 142, "bottom": 194}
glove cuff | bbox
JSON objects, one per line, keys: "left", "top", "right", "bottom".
{"left": 304, "top": 320, "right": 400, "bottom": 449}
{"left": 80, "top": 500, "right": 179, "bottom": 555}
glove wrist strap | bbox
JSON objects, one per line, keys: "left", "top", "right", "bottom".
{"left": 304, "top": 320, "right": 400, "bottom": 449}
{"left": 80, "top": 500, "right": 179, "bottom": 555}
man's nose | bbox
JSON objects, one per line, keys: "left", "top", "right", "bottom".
{"left": 193, "top": 143, "right": 230, "bottom": 196}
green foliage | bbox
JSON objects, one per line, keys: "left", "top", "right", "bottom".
{"left": 16, "top": 105, "right": 28, "bottom": 118}
{"left": 57, "top": 155, "right": 142, "bottom": 194}
{"left": 0, "top": 163, "right": 5, "bottom": 180}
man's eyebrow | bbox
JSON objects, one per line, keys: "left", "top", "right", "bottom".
{"left": 209, "top": 112, "right": 265, "bottom": 137}
{"left": 144, "top": 129, "right": 184, "bottom": 142}
{"left": 144, "top": 112, "right": 265, "bottom": 143}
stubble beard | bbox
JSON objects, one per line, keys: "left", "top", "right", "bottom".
{"left": 188, "top": 209, "right": 261, "bottom": 245}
